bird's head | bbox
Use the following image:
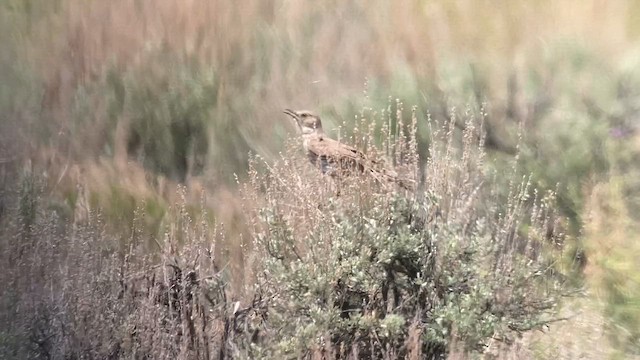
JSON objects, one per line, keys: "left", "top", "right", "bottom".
{"left": 284, "top": 109, "right": 323, "bottom": 135}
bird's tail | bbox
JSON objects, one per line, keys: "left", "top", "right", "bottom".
{"left": 368, "top": 167, "right": 416, "bottom": 191}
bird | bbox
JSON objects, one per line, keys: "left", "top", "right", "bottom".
{"left": 283, "top": 109, "right": 414, "bottom": 190}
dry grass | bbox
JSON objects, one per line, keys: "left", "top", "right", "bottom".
{"left": 524, "top": 297, "right": 617, "bottom": 360}
{"left": 1, "top": 106, "right": 571, "bottom": 358}
{"left": 6, "top": 0, "right": 639, "bottom": 233}
{"left": 3, "top": 0, "right": 633, "bottom": 237}
{"left": 16, "top": 0, "right": 640, "bottom": 162}
{"left": 0, "top": 188, "right": 231, "bottom": 359}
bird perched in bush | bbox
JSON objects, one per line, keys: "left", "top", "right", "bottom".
{"left": 284, "top": 109, "right": 414, "bottom": 190}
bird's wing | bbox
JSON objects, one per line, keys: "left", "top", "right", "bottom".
{"left": 306, "top": 136, "right": 365, "bottom": 163}
{"left": 302, "top": 136, "right": 365, "bottom": 175}
{"left": 305, "top": 135, "right": 416, "bottom": 190}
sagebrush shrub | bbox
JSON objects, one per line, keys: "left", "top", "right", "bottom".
{"left": 238, "top": 107, "right": 569, "bottom": 358}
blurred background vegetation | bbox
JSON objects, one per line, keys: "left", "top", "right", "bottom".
{"left": 1, "top": 0, "right": 640, "bottom": 358}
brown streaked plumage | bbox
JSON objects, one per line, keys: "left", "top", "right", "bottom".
{"left": 283, "top": 109, "right": 414, "bottom": 190}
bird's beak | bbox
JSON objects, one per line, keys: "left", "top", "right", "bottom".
{"left": 283, "top": 109, "right": 298, "bottom": 120}
{"left": 283, "top": 109, "right": 302, "bottom": 133}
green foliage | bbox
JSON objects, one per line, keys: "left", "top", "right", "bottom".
{"left": 122, "top": 55, "right": 216, "bottom": 181}
{"left": 64, "top": 53, "right": 219, "bottom": 182}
